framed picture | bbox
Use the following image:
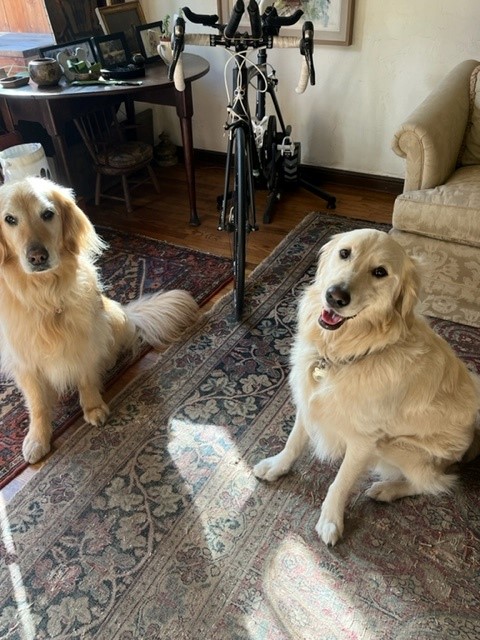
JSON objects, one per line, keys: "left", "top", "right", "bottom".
{"left": 44, "top": 0, "right": 104, "bottom": 43}
{"left": 95, "top": 1, "right": 146, "bottom": 55}
{"left": 135, "top": 21, "right": 164, "bottom": 62}
{"left": 39, "top": 39, "right": 97, "bottom": 64}
{"left": 91, "top": 32, "right": 130, "bottom": 68}
{"left": 218, "top": 0, "right": 355, "bottom": 46}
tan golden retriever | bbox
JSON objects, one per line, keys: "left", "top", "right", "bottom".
{"left": 0, "top": 177, "right": 198, "bottom": 464}
{"left": 254, "top": 228, "right": 480, "bottom": 546}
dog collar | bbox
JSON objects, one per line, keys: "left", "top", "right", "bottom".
{"left": 312, "top": 351, "right": 371, "bottom": 381}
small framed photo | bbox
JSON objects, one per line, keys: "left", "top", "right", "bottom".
{"left": 39, "top": 39, "right": 97, "bottom": 64}
{"left": 95, "top": 1, "right": 146, "bottom": 55}
{"left": 91, "top": 32, "right": 130, "bottom": 68}
{"left": 135, "top": 21, "right": 164, "bottom": 63}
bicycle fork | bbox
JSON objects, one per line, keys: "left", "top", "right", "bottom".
{"left": 218, "top": 122, "right": 258, "bottom": 234}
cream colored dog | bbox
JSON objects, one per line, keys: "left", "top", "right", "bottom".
{"left": 0, "top": 177, "right": 199, "bottom": 464}
{"left": 254, "top": 228, "right": 480, "bottom": 546}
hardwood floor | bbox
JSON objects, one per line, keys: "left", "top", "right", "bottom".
{"left": 1, "top": 158, "right": 397, "bottom": 502}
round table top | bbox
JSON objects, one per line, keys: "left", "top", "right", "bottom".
{"left": 0, "top": 54, "right": 210, "bottom": 100}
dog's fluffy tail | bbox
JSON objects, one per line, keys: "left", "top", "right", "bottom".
{"left": 124, "top": 289, "right": 199, "bottom": 348}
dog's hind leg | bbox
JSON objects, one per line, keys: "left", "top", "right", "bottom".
{"left": 366, "top": 444, "right": 456, "bottom": 502}
{"left": 254, "top": 413, "right": 309, "bottom": 482}
{"left": 78, "top": 376, "right": 110, "bottom": 427}
{"left": 316, "top": 443, "right": 372, "bottom": 546}
{"left": 18, "top": 371, "right": 56, "bottom": 464}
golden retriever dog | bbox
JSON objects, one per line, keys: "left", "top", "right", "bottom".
{"left": 254, "top": 229, "right": 480, "bottom": 546}
{"left": 0, "top": 177, "right": 199, "bottom": 464}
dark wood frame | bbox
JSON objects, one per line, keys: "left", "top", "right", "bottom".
{"left": 95, "top": 1, "right": 146, "bottom": 55}
{"left": 135, "top": 21, "right": 164, "bottom": 63}
{"left": 91, "top": 32, "right": 130, "bottom": 68}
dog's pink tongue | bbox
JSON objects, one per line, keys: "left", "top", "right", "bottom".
{"left": 321, "top": 309, "right": 344, "bottom": 326}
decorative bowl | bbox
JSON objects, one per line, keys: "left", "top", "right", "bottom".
{"left": 0, "top": 75, "right": 30, "bottom": 88}
{"left": 28, "top": 57, "right": 62, "bottom": 87}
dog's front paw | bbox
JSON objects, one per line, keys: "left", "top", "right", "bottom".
{"left": 254, "top": 454, "right": 291, "bottom": 482}
{"left": 83, "top": 402, "right": 110, "bottom": 426}
{"left": 22, "top": 434, "right": 51, "bottom": 464}
{"left": 315, "top": 509, "right": 344, "bottom": 546}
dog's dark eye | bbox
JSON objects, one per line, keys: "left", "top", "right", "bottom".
{"left": 339, "top": 248, "right": 351, "bottom": 259}
{"left": 4, "top": 214, "right": 17, "bottom": 225}
{"left": 372, "top": 266, "right": 388, "bottom": 278}
{"left": 41, "top": 209, "right": 55, "bottom": 221}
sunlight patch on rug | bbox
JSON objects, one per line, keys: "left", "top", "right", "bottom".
{"left": 169, "top": 418, "right": 257, "bottom": 559}
{"left": 0, "top": 495, "right": 35, "bottom": 639}
{"left": 263, "top": 533, "right": 371, "bottom": 639}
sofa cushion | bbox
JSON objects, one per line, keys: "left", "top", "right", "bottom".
{"left": 392, "top": 165, "right": 480, "bottom": 247}
{"left": 390, "top": 229, "right": 480, "bottom": 327}
{"left": 460, "top": 64, "right": 480, "bottom": 165}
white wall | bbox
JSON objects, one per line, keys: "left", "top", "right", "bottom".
{"left": 141, "top": 0, "right": 480, "bottom": 178}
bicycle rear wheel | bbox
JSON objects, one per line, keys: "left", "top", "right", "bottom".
{"left": 233, "top": 127, "right": 247, "bottom": 320}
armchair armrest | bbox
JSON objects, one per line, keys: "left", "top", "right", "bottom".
{"left": 392, "top": 59, "right": 479, "bottom": 192}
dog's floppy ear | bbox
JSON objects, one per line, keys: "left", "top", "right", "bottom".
{"left": 0, "top": 190, "right": 10, "bottom": 266}
{"left": 316, "top": 234, "right": 338, "bottom": 276}
{"left": 395, "top": 254, "right": 421, "bottom": 325}
{"left": 53, "top": 185, "right": 106, "bottom": 258}
{"left": 0, "top": 230, "right": 7, "bottom": 266}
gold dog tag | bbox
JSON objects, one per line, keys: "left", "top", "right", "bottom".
{"left": 313, "top": 360, "right": 328, "bottom": 381}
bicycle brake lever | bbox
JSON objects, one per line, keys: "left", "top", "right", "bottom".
{"left": 301, "top": 21, "right": 315, "bottom": 86}
{"left": 168, "top": 15, "right": 185, "bottom": 81}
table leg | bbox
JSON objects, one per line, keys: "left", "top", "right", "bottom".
{"left": 175, "top": 85, "right": 200, "bottom": 226}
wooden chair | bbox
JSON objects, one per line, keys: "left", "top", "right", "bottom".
{"left": 73, "top": 105, "right": 160, "bottom": 212}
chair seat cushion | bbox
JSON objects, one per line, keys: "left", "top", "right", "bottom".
{"left": 392, "top": 165, "right": 480, "bottom": 247}
{"left": 98, "top": 141, "right": 153, "bottom": 169}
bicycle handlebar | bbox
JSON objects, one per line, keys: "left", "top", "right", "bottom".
{"left": 247, "top": 0, "right": 262, "bottom": 39}
{"left": 224, "top": 0, "right": 245, "bottom": 38}
{"left": 182, "top": 7, "right": 218, "bottom": 27}
{"left": 167, "top": 5, "right": 315, "bottom": 94}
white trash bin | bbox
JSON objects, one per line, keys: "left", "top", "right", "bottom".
{"left": 0, "top": 143, "right": 54, "bottom": 182}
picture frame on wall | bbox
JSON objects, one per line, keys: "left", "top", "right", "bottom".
{"left": 91, "top": 32, "right": 130, "bottom": 68}
{"left": 95, "top": 1, "right": 147, "bottom": 55}
{"left": 44, "top": 0, "right": 104, "bottom": 43}
{"left": 218, "top": 0, "right": 355, "bottom": 46}
{"left": 135, "top": 21, "right": 164, "bottom": 63}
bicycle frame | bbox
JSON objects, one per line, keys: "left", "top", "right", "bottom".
{"left": 219, "top": 41, "right": 257, "bottom": 235}
{"left": 219, "top": 42, "right": 292, "bottom": 233}
{"left": 173, "top": 1, "right": 322, "bottom": 319}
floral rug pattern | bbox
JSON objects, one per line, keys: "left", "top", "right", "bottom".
{"left": 1, "top": 214, "right": 479, "bottom": 639}
{"left": 0, "top": 228, "right": 232, "bottom": 489}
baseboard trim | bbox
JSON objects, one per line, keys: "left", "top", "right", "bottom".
{"left": 192, "top": 149, "right": 404, "bottom": 195}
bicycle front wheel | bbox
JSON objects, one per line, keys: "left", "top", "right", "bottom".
{"left": 233, "top": 127, "right": 247, "bottom": 320}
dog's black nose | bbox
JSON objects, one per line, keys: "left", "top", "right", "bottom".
{"left": 27, "top": 243, "right": 49, "bottom": 266}
{"left": 326, "top": 285, "right": 350, "bottom": 308}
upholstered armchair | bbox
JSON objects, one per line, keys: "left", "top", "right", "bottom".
{"left": 391, "top": 59, "right": 480, "bottom": 328}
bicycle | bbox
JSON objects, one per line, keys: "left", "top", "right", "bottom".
{"left": 168, "top": 0, "right": 334, "bottom": 319}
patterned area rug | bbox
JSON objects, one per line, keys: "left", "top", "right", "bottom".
{"left": 0, "top": 227, "right": 232, "bottom": 489}
{"left": 1, "top": 213, "right": 479, "bottom": 639}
